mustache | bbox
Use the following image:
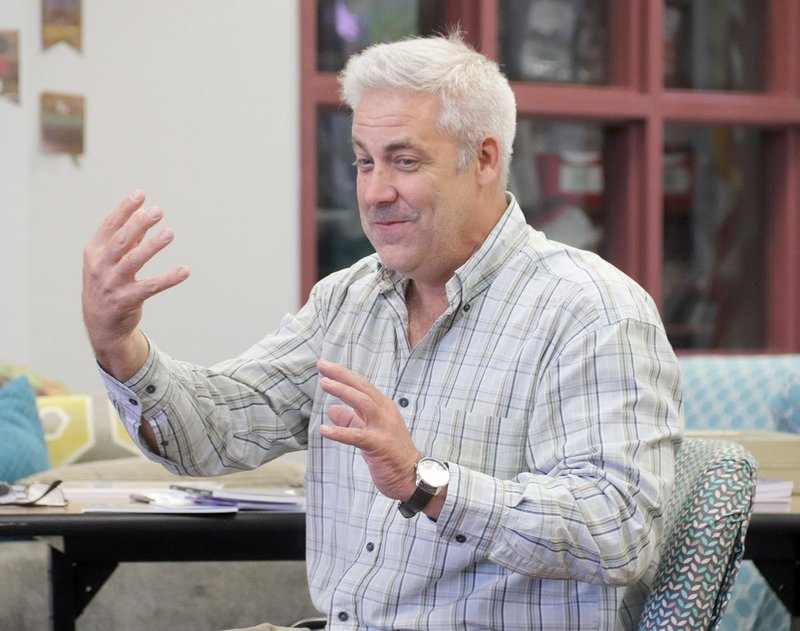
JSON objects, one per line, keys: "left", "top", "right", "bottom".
{"left": 367, "top": 206, "right": 416, "bottom": 224}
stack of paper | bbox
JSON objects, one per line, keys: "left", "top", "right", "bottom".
{"left": 753, "top": 478, "right": 794, "bottom": 513}
{"left": 171, "top": 485, "right": 306, "bottom": 511}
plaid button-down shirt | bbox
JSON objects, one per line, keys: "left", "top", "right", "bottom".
{"left": 104, "top": 195, "right": 683, "bottom": 630}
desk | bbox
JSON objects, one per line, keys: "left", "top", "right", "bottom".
{"left": 746, "top": 497, "right": 800, "bottom": 628}
{"left": 1, "top": 495, "right": 797, "bottom": 631}
{"left": 0, "top": 498, "right": 305, "bottom": 631}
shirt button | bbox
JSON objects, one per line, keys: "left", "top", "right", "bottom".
{"left": 398, "top": 397, "right": 409, "bottom": 408}
{"left": 462, "top": 303, "right": 471, "bottom": 312}
{"left": 455, "top": 534, "right": 467, "bottom": 543}
{"left": 128, "top": 398, "right": 139, "bottom": 406}
{"left": 145, "top": 384, "right": 156, "bottom": 394}
{"left": 366, "top": 542, "right": 375, "bottom": 552}
{"left": 338, "top": 611, "right": 349, "bottom": 622}
{"left": 160, "top": 440, "right": 169, "bottom": 447}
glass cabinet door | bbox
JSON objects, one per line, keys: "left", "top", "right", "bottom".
{"left": 499, "top": 0, "right": 610, "bottom": 84}
{"left": 662, "top": 125, "right": 767, "bottom": 349}
{"left": 317, "top": 0, "right": 446, "bottom": 72}
{"left": 663, "top": 0, "right": 765, "bottom": 90}
{"left": 316, "top": 109, "right": 372, "bottom": 280}
{"left": 511, "top": 119, "right": 609, "bottom": 257}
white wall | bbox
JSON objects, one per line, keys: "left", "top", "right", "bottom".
{"left": 0, "top": 1, "right": 300, "bottom": 393}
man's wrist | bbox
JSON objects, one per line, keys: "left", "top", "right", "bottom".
{"left": 94, "top": 330, "right": 149, "bottom": 383}
{"left": 398, "top": 457, "right": 449, "bottom": 518}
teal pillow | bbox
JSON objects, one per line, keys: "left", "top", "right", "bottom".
{"left": 0, "top": 376, "right": 50, "bottom": 482}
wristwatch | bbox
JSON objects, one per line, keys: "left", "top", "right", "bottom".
{"left": 398, "top": 457, "right": 449, "bottom": 518}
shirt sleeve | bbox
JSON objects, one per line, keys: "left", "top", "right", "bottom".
{"left": 99, "top": 297, "right": 325, "bottom": 477}
{"left": 435, "top": 317, "right": 683, "bottom": 585}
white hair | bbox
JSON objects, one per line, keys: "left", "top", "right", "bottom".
{"left": 339, "top": 32, "right": 517, "bottom": 187}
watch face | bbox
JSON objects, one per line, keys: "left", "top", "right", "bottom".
{"left": 417, "top": 458, "right": 449, "bottom": 487}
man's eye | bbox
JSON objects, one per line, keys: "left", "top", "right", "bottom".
{"left": 397, "top": 157, "right": 418, "bottom": 169}
{"left": 353, "top": 158, "right": 373, "bottom": 171}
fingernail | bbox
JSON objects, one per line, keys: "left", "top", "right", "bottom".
{"left": 158, "top": 228, "right": 173, "bottom": 242}
{"left": 148, "top": 206, "right": 162, "bottom": 220}
{"left": 130, "top": 189, "right": 144, "bottom": 202}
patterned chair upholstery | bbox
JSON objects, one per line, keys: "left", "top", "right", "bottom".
{"left": 679, "top": 354, "right": 800, "bottom": 630}
{"left": 637, "top": 438, "right": 757, "bottom": 630}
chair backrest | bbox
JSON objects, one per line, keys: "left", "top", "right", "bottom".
{"left": 637, "top": 438, "right": 757, "bottom": 630}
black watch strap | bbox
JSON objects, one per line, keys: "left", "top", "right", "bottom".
{"left": 397, "top": 482, "right": 436, "bottom": 518}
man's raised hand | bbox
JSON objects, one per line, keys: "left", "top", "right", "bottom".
{"left": 82, "top": 190, "right": 190, "bottom": 380}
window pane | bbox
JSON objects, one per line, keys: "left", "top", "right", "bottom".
{"left": 500, "top": 0, "right": 610, "bottom": 84}
{"left": 317, "top": 0, "right": 446, "bottom": 72}
{"left": 316, "top": 109, "right": 372, "bottom": 280}
{"left": 510, "top": 119, "right": 608, "bottom": 257}
{"left": 662, "top": 126, "right": 766, "bottom": 350}
{"left": 664, "top": 0, "right": 765, "bottom": 90}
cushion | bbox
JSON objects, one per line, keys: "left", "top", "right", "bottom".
{"left": 773, "top": 370, "right": 800, "bottom": 434}
{"left": 0, "top": 377, "right": 50, "bottom": 482}
{"left": 19, "top": 452, "right": 307, "bottom": 489}
{"left": 36, "top": 394, "right": 141, "bottom": 468}
{"left": 679, "top": 354, "right": 800, "bottom": 431}
{"left": 0, "top": 362, "right": 72, "bottom": 396}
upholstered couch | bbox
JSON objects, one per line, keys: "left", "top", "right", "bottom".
{"left": 2, "top": 353, "right": 799, "bottom": 630}
{"left": 0, "top": 386, "right": 319, "bottom": 630}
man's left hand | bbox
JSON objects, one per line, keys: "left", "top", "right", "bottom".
{"left": 317, "top": 359, "right": 419, "bottom": 502}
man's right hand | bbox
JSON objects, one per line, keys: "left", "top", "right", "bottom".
{"left": 82, "top": 190, "right": 190, "bottom": 381}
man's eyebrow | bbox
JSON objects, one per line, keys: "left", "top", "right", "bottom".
{"left": 351, "top": 138, "right": 421, "bottom": 155}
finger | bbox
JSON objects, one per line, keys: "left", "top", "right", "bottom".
{"left": 319, "top": 376, "right": 376, "bottom": 417}
{"left": 113, "top": 225, "right": 176, "bottom": 281}
{"left": 317, "top": 359, "right": 364, "bottom": 385}
{"left": 100, "top": 265, "right": 190, "bottom": 313}
{"left": 317, "top": 359, "right": 381, "bottom": 399}
{"left": 327, "top": 403, "right": 364, "bottom": 429}
{"left": 102, "top": 204, "right": 166, "bottom": 267}
{"left": 319, "top": 419, "right": 365, "bottom": 447}
{"left": 91, "top": 190, "right": 146, "bottom": 244}
{"left": 130, "top": 265, "right": 191, "bottom": 303}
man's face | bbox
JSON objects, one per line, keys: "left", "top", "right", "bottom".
{"left": 352, "top": 90, "right": 486, "bottom": 287}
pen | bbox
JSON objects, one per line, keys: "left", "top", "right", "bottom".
{"left": 169, "top": 484, "right": 214, "bottom": 497}
{"left": 130, "top": 493, "right": 154, "bottom": 504}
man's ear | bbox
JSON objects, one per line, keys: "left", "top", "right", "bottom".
{"left": 476, "top": 135, "right": 502, "bottom": 187}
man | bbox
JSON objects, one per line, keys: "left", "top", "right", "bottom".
{"left": 83, "top": 33, "right": 683, "bottom": 630}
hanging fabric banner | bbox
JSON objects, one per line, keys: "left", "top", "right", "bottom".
{"left": 41, "top": 92, "right": 85, "bottom": 156}
{"left": 42, "top": 0, "right": 82, "bottom": 52}
{"left": 0, "top": 31, "right": 19, "bottom": 103}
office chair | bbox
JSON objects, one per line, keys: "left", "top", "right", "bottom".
{"left": 636, "top": 438, "right": 757, "bottom": 629}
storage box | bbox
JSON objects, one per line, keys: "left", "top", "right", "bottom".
{"left": 685, "top": 429, "right": 800, "bottom": 493}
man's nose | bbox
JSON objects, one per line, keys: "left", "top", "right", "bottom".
{"left": 359, "top": 167, "right": 398, "bottom": 207}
